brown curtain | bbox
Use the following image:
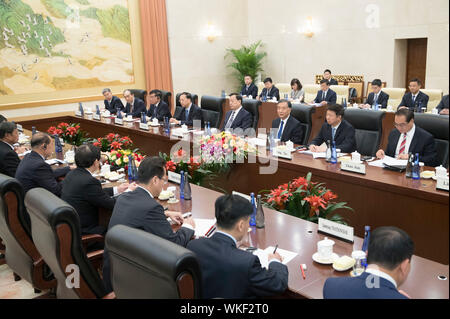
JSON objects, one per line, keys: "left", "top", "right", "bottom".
{"left": 139, "top": 0, "right": 174, "bottom": 111}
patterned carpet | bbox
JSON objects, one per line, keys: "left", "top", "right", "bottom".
{"left": 0, "top": 264, "right": 45, "bottom": 299}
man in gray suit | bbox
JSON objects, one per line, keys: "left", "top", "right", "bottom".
{"left": 102, "top": 156, "right": 196, "bottom": 292}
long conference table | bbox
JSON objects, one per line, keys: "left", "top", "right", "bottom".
{"left": 16, "top": 110, "right": 449, "bottom": 266}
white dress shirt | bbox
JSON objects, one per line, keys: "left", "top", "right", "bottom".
{"left": 366, "top": 267, "right": 398, "bottom": 288}
{"left": 395, "top": 125, "right": 416, "bottom": 156}
{"left": 277, "top": 115, "right": 290, "bottom": 138}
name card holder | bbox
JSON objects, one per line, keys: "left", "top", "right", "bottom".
{"left": 75, "top": 111, "right": 83, "bottom": 117}
{"left": 115, "top": 118, "right": 124, "bottom": 126}
{"left": 318, "top": 218, "right": 354, "bottom": 243}
{"left": 272, "top": 148, "right": 292, "bottom": 160}
{"left": 168, "top": 171, "right": 181, "bottom": 184}
{"left": 436, "top": 177, "right": 449, "bottom": 192}
{"left": 16, "top": 124, "right": 23, "bottom": 132}
{"left": 139, "top": 122, "right": 149, "bottom": 131}
{"left": 93, "top": 114, "right": 101, "bottom": 121}
{"left": 341, "top": 161, "right": 366, "bottom": 175}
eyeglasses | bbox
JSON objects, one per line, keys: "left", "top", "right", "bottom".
{"left": 394, "top": 122, "right": 409, "bottom": 128}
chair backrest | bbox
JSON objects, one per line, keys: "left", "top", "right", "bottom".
{"left": 200, "top": 96, "right": 225, "bottom": 128}
{"left": 414, "top": 113, "right": 449, "bottom": 167}
{"left": 242, "top": 99, "right": 261, "bottom": 130}
{"left": 106, "top": 225, "right": 202, "bottom": 299}
{"left": 303, "top": 84, "right": 320, "bottom": 103}
{"left": 129, "top": 89, "right": 147, "bottom": 104}
{"left": 366, "top": 81, "right": 387, "bottom": 98}
{"left": 421, "top": 89, "right": 443, "bottom": 111}
{"left": 25, "top": 188, "right": 107, "bottom": 299}
{"left": 330, "top": 85, "right": 350, "bottom": 104}
{"left": 276, "top": 83, "right": 291, "bottom": 99}
{"left": 159, "top": 90, "right": 172, "bottom": 110}
{"left": 343, "top": 109, "right": 385, "bottom": 156}
{"left": 291, "top": 104, "right": 316, "bottom": 145}
{"left": 382, "top": 88, "right": 406, "bottom": 108}
{"left": 176, "top": 93, "right": 199, "bottom": 107}
{"left": 348, "top": 82, "right": 364, "bottom": 102}
{"left": 257, "top": 82, "right": 265, "bottom": 94}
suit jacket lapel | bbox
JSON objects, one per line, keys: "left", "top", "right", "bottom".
{"left": 409, "top": 128, "right": 420, "bottom": 153}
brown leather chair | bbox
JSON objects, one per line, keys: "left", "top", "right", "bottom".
{"left": 0, "top": 174, "right": 56, "bottom": 293}
{"left": 24, "top": 188, "right": 112, "bottom": 299}
{"left": 106, "top": 225, "right": 202, "bottom": 299}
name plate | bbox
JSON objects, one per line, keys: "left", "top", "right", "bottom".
{"left": 341, "top": 161, "right": 366, "bottom": 175}
{"left": 93, "top": 114, "right": 101, "bottom": 121}
{"left": 168, "top": 171, "right": 181, "bottom": 184}
{"left": 273, "top": 148, "right": 292, "bottom": 160}
{"left": 436, "top": 177, "right": 449, "bottom": 191}
{"left": 16, "top": 124, "right": 23, "bottom": 132}
{"left": 75, "top": 111, "right": 83, "bottom": 117}
{"left": 115, "top": 118, "right": 124, "bottom": 125}
{"left": 139, "top": 122, "right": 149, "bottom": 131}
{"left": 318, "top": 218, "right": 354, "bottom": 243}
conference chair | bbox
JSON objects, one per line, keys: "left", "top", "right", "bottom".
{"left": 0, "top": 174, "right": 56, "bottom": 293}
{"left": 159, "top": 90, "right": 172, "bottom": 111}
{"left": 106, "top": 225, "right": 202, "bottom": 299}
{"left": 348, "top": 82, "right": 364, "bottom": 103}
{"left": 343, "top": 108, "right": 385, "bottom": 157}
{"left": 0, "top": 237, "right": 5, "bottom": 265}
{"left": 129, "top": 89, "right": 148, "bottom": 104}
{"left": 242, "top": 99, "right": 261, "bottom": 131}
{"left": 330, "top": 85, "right": 350, "bottom": 104}
{"left": 414, "top": 113, "right": 449, "bottom": 168}
{"left": 276, "top": 83, "right": 291, "bottom": 100}
{"left": 303, "top": 84, "right": 320, "bottom": 103}
{"left": 25, "top": 188, "right": 111, "bottom": 299}
{"left": 382, "top": 88, "right": 406, "bottom": 108}
{"left": 200, "top": 96, "right": 225, "bottom": 128}
{"left": 291, "top": 103, "right": 316, "bottom": 145}
{"left": 257, "top": 82, "right": 265, "bottom": 95}
{"left": 421, "top": 89, "right": 443, "bottom": 111}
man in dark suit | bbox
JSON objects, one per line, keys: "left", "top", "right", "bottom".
{"left": 187, "top": 194, "right": 288, "bottom": 299}
{"left": 221, "top": 93, "right": 253, "bottom": 134}
{"left": 309, "top": 104, "right": 357, "bottom": 153}
{"left": 147, "top": 89, "right": 172, "bottom": 121}
{"left": 15, "top": 133, "right": 72, "bottom": 196}
{"left": 103, "top": 156, "right": 195, "bottom": 293}
{"left": 398, "top": 78, "right": 429, "bottom": 112}
{"left": 61, "top": 145, "right": 133, "bottom": 236}
{"left": 363, "top": 79, "right": 389, "bottom": 109}
{"left": 436, "top": 94, "right": 449, "bottom": 115}
{"left": 376, "top": 108, "right": 438, "bottom": 166}
{"left": 170, "top": 92, "right": 204, "bottom": 127}
{"left": 324, "top": 226, "right": 413, "bottom": 299}
{"left": 258, "top": 77, "right": 280, "bottom": 101}
{"left": 323, "top": 69, "right": 338, "bottom": 86}
{"left": 102, "top": 88, "right": 124, "bottom": 115}
{"left": 0, "top": 114, "right": 6, "bottom": 124}
{"left": 123, "top": 89, "right": 147, "bottom": 118}
{"left": 0, "top": 122, "right": 22, "bottom": 177}
{"left": 240, "top": 75, "right": 258, "bottom": 99}
{"left": 314, "top": 79, "right": 337, "bottom": 106}
{"left": 271, "top": 100, "right": 304, "bottom": 145}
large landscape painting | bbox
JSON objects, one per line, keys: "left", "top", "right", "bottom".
{"left": 0, "top": 0, "right": 134, "bottom": 96}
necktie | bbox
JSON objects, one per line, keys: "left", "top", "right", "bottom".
{"left": 225, "top": 111, "right": 236, "bottom": 129}
{"left": 185, "top": 109, "right": 189, "bottom": 121}
{"left": 412, "top": 95, "right": 416, "bottom": 103}
{"left": 130, "top": 103, "right": 134, "bottom": 114}
{"left": 322, "top": 91, "right": 326, "bottom": 101}
{"left": 332, "top": 127, "right": 336, "bottom": 142}
{"left": 277, "top": 120, "right": 284, "bottom": 139}
{"left": 374, "top": 94, "right": 378, "bottom": 104}
{"left": 399, "top": 133, "right": 407, "bottom": 155}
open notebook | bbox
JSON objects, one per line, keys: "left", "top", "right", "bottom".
{"left": 252, "top": 246, "right": 298, "bottom": 269}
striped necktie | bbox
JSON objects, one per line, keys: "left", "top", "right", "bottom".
{"left": 399, "top": 133, "right": 407, "bottom": 155}
{"left": 225, "top": 111, "right": 236, "bottom": 129}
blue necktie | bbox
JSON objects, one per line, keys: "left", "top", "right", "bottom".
{"left": 185, "top": 109, "right": 189, "bottom": 121}
{"left": 332, "top": 127, "right": 336, "bottom": 141}
{"left": 277, "top": 120, "right": 284, "bottom": 139}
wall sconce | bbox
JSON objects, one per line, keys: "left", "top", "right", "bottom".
{"left": 205, "top": 22, "right": 222, "bottom": 42}
{"left": 303, "top": 17, "right": 315, "bottom": 38}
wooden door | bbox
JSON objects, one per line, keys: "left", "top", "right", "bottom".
{"left": 406, "top": 38, "right": 428, "bottom": 88}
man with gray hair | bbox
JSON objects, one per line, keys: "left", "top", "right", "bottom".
{"left": 103, "top": 88, "right": 124, "bottom": 115}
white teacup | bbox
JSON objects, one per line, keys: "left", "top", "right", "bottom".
{"left": 101, "top": 164, "right": 111, "bottom": 174}
{"left": 181, "top": 124, "right": 189, "bottom": 133}
{"left": 286, "top": 141, "right": 294, "bottom": 151}
{"left": 387, "top": 105, "right": 393, "bottom": 111}
{"left": 436, "top": 165, "right": 447, "bottom": 177}
{"left": 432, "top": 108, "right": 439, "bottom": 115}
{"left": 317, "top": 237, "right": 335, "bottom": 260}
{"left": 127, "top": 115, "right": 133, "bottom": 121}
{"left": 152, "top": 118, "right": 158, "bottom": 124}
{"left": 351, "top": 151, "right": 361, "bottom": 162}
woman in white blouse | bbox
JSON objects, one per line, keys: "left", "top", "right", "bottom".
{"left": 290, "top": 78, "right": 304, "bottom": 102}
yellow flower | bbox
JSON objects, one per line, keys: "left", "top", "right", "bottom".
{"left": 124, "top": 156, "right": 129, "bottom": 163}
{"left": 115, "top": 159, "right": 121, "bottom": 166}
{"left": 125, "top": 150, "right": 131, "bottom": 156}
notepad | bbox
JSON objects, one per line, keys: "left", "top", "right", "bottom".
{"left": 253, "top": 246, "right": 298, "bottom": 269}
{"left": 193, "top": 218, "right": 216, "bottom": 238}
{"left": 45, "top": 159, "right": 66, "bottom": 165}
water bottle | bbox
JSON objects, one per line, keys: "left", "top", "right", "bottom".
{"left": 256, "top": 195, "right": 265, "bottom": 228}
{"left": 361, "top": 226, "right": 371, "bottom": 267}
{"left": 131, "top": 157, "right": 138, "bottom": 181}
{"left": 96, "top": 104, "right": 101, "bottom": 115}
{"left": 79, "top": 102, "right": 84, "bottom": 116}
{"left": 221, "top": 90, "right": 226, "bottom": 98}
{"left": 342, "top": 98, "right": 347, "bottom": 109}
{"left": 405, "top": 153, "right": 414, "bottom": 178}
{"left": 416, "top": 101, "right": 421, "bottom": 113}
{"left": 183, "top": 172, "right": 192, "bottom": 200}
{"left": 207, "top": 122, "right": 211, "bottom": 136}
{"left": 32, "top": 126, "right": 37, "bottom": 135}
{"left": 249, "top": 193, "right": 256, "bottom": 226}
{"left": 330, "top": 140, "right": 337, "bottom": 164}
{"left": 284, "top": 93, "right": 289, "bottom": 100}
{"left": 54, "top": 135, "right": 63, "bottom": 154}
{"left": 180, "top": 170, "right": 185, "bottom": 199}
{"left": 326, "top": 140, "right": 332, "bottom": 162}
{"left": 117, "top": 110, "right": 123, "bottom": 119}
{"left": 164, "top": 116, "right": 170, "bottom": 133}
{"left": 412, "top": 153, "right": 420, "bottom": 180}
{"left": 268, "top": 132, "right": 275, "bottom": 152}
{"left": 128, "top": 155, "right": 134, "bottom": 183}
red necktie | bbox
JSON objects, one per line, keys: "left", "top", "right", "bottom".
{"left": 399, "top": 133, "right": 407, "bottom": 155}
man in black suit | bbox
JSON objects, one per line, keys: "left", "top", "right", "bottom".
{"left": 323, "top": 69, "right": 338, "bottom": 86}
{"left": 376, "top": 108, "right": 438, "bottom": 166}
{"left": 362, "top": 79, "right": 389, "bottom": 109}
{"left": 309, "top": 104, "right": 357, "bottom": 153}
{"left": 313, "top": 79, "right": 337, "bottom": 106}
{"left": 398, "top": 78, "right": 429, "bottom": 112}
{"left": 147, "top": 89, "right": 172, "bottom": 121}
{"left": 102, "top": 88, "right": 124, "bottom": 115}
{"left": 170, "top": 92, "right": 203, "bottom": 127}
{"left": 15, "top": 133, "right": 73, "bottom": 196}
{"left": 103, "top": 156, "right": 195, "bottom": 292}
{"left": 0, "top": 122, "right": 22, "bottom": 177}
{"left": 187, "top": 194, "right": 288, "bottom": 299}
{"left": 258, "top": 77, "right": 280, "bottom": 101}
{"left": 436, "top": 94, "right": 449, "bottom": 115}
{"left": 271, "top": 100, "right": 304, "bottom": 145}
{"left": 123, "top": 89, "right": 147, "bottom": 118}
{"left": 240, "top": 75, "right": 258, "bottom": 99}
{"left": 61, "top": 145, "right": 134, "bottom": 236}
{"left": 221, "top": 93, "right": 253, "bottom": 134}
{"left": 0, "top": 114, "right": 6, "bottom": 124}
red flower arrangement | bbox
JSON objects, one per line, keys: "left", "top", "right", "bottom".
{"left": 47, "top": 123, "right": 88, "bottom": 146}
{"left": 93, "top": 133, "right": 134, "bottom": 152}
